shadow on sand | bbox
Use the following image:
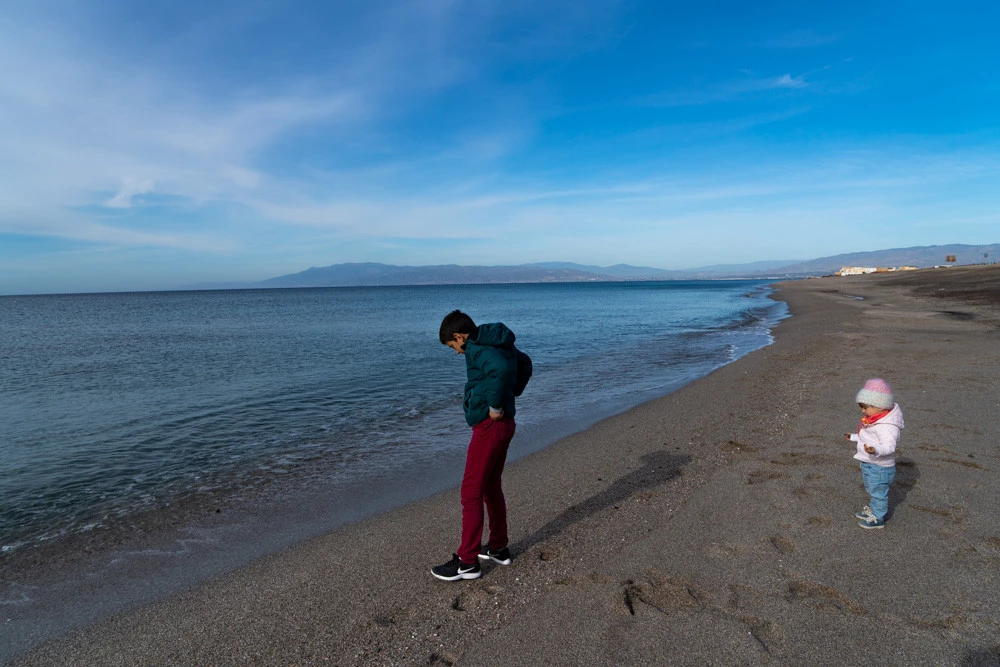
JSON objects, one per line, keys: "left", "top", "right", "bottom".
{"left": 888, "top": 456, "right": 920, "bottom": 520}
{"left": 960, "top": 645, "right": 1000, "bottom": 666}
{"left": 510, "top": 450, "right": 691, "bottom": 557}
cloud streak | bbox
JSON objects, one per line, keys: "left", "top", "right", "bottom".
{"left": 222, "top": 144, "right": 1000, "bottom": 258}
{"left": 106, "top": 177, "right": 155, "bottom": 209}
{"left": 639, "top": 72, "right": 811, "bottom": 107}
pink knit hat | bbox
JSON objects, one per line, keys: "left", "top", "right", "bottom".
{"left": 856, "top": 378, "right": 894, "bottom": 409}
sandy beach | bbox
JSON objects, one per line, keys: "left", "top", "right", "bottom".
{"left": 14, "top": 266, "right": 1000, "bottom": 665}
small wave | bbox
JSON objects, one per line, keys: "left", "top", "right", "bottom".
{"left": 0, "top": 583, "right": 35, "bottom": 606}
{"left": 1, "top": 541, "right": 25, "bottom": 554}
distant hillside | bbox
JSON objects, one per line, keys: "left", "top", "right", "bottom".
{"left": 251, "top": 259, "right": 814, "bottom": 288}
{"left": 524, "top": 262, "right": 683, "bottom": 279}
{"left": 768, "top": 243, "right": 1000, "bottom": 275}
{"left": 188, "top": 243, "right": 999, "bottom": 290}
{"left": 256, "top": 262, "right": 614, "bottom": 287}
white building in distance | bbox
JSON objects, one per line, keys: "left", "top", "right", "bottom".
{"left": 836, "top": 266, "right": 919, "bottom": 276}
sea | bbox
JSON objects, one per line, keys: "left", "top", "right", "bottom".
{"left": 0, "top": 280, "right": 786, "bottom": 658}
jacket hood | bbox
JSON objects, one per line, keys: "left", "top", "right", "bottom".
{"left": 881, "top": 403, "right": 904, "bottom": 429}
{"left": 472, "top": 322, "right": 516, "bottom": 348}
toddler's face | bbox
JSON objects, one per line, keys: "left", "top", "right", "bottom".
{"left": 858, "top": 403, "right": 885, "bottom": 417}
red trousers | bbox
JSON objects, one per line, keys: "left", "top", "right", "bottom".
{"left": 457, "top": 416, "right": 516, "bottom": 564}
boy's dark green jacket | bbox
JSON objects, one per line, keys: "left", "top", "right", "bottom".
{"left": 462, "top": 323, "right": 518, "bottom": 426}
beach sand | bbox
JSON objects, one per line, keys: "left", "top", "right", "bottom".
{"left": 15, "top": 266, "right": 1000, "bottom": 665}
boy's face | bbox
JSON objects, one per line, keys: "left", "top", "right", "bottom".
{"left": 446, "top": 332, "right": 469, "bottom": 354}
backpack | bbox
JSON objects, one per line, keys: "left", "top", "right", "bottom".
{"left": 512, "top": 347, "right": 532, "bottom": 397}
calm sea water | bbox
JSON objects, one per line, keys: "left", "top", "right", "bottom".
{"left": 0, "top": 281, "right": 784, "bottom": 556}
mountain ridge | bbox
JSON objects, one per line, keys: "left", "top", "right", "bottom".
{"left": 188, "top": 244, "right": 999, "bottom": 289}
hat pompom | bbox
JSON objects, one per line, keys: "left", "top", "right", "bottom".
{"left": 856, "top": 378, "right": 894, "bottom": 409}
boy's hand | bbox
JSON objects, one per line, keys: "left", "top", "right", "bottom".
{"left": 863, "top": 444, "right": 876, "bottom": 454}
{"left": 844, "top": 433, "right": 852, "bottom": 441}
{"left": 489, "top": 407, "right": 504, "bottom": 420}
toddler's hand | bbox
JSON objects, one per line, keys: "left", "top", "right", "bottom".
{"left": 844, "top": 433, "right": 852, "bottom": 441}
{"left": 489, "top": 407, "right": 504, "bottom": 420}
{"left": 863, "top": 444, "right": 876, "bottom": 455}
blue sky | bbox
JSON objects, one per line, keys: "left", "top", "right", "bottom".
{"left": 1, "top": 1, "right": 998, "bottom": 294}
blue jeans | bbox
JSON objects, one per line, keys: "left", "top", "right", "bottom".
{"left": 860, "top": 462, "right": 896, "bottom": 521}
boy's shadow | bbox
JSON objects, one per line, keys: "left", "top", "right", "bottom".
{"left": 960, "top": 645, "right": 1000, "bottom": 666}
{"left": 888, "top": 456, "right": 919, "bottom": 520}
{"left": 510, "top": 450, "right": 691, "bottom": 557}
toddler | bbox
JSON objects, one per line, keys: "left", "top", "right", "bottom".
{"left": 844, "top": 378, "right": 904, "bottom": 529}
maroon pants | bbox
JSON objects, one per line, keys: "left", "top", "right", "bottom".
{"left": 457, "top": 416, "right": 516, "bottom": 564}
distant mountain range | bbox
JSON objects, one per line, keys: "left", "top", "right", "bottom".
{"left": 190, "top": 243, "right": 999, "bottom": 289}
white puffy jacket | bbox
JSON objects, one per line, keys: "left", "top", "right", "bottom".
{"left": 850, "top": 403, "right": 904, "bottom": 467}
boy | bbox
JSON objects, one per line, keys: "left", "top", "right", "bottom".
{"left": 432, "top": 310, "right": 519, "bottom": 581}
{"left": 844, "top": 378, "right": 904, "bottom": 529}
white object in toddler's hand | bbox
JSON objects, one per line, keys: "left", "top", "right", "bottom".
{"left": 489, "top": 406, "right": 504, "bottom": 419}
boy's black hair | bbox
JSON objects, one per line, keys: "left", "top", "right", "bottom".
{"left": 439, "top": 310, "right": 476, "bottom": 345}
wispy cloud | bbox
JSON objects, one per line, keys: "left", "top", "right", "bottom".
{"left": 217, "top": 145, "right": 1000, "bottom": 252}
{"left": 639, "top": 72, "right": 810, "bottom": 107}
{"left": 106, "top": 177, "right": 155, "bottom": 209}
{"left": 1, "top": 210, "right": 241, "bottom": 252}
{"left": 771, "top": 74, "right": 808, "bottom": 89}
{"left": 0, "top": 25, "right": 367, "bottom": 200}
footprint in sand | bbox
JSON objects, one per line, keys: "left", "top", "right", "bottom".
{"left": 910, "top": 504, "right": 966, "bottom": 523}
{"left": 747, "top": 470, "right": 788, "bottom": 485}
{"left": 770, "top": 536, "right": 795, "bottom": 555}
{"left": 429, "top": 650, "right": 459, "bottom": 665}
{"left": 769, "top": 453, "right": 837, "bottom": 466}
{"left": 929, "top": 457, "right": 991, "bottom": 471}
{"left": 807, "top": 515, "right": 833, "bottom": 526}
{"left": 621, "top": 573, "right": 702, "bottom": 616}
{"left": 719, "top": 440, "right": 761, "bottom": 454}
{"left": 785, "top": 579, "right": 867, "bottom": 616}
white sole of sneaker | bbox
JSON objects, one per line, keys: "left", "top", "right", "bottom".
{"left": 478, "top": 553, "right": 512, "bottom": 566}
{"left": 431, "top": 569, "right": 482, "bottom": 581}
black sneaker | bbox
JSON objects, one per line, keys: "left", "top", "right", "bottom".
{"left": 431, "top": 554, "right": 481, "bottom": 581}
{"left": 477, "top": 546, "right": 513, "bottom": 566}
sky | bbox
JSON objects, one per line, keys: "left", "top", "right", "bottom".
{"left": 1, "top": 1, "right": 998, "bottom": 294}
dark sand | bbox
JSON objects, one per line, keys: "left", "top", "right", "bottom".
{"left": 14, "top": 266, "right": 1000, "bottom": 665}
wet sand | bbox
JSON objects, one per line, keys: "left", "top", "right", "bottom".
{"left": 15, "top": 266, "right": 1000, "bottom": 665}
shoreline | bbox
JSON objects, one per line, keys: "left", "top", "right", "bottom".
{"left": 13, "top": 266, "right": 1000, "bottom": 664}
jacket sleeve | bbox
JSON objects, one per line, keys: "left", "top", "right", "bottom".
{"left": 856, "top": 423, "right": 900, "bottom": 456}
{"left": 478, "top": 346, "right": 514, "bottom": 408}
